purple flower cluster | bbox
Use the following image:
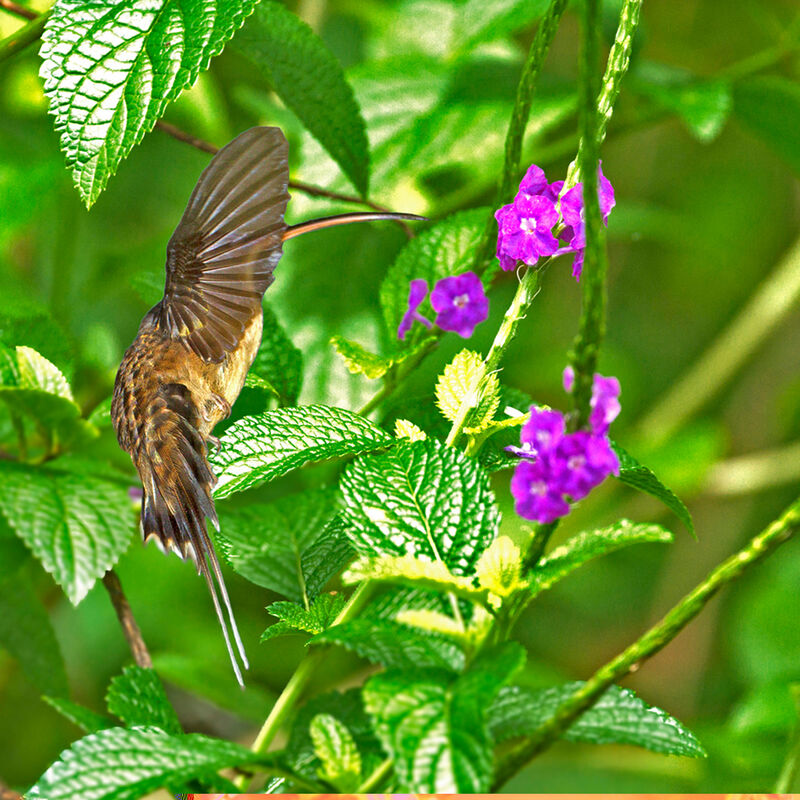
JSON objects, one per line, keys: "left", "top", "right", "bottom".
{"left": 508, "top": 369, "right": 621, "bottom": 524}
{"left": 398, "top": 271, "right": 489, "bottom": 340}
{"left": 495, "top": 163, "right": 615, "bottom": 280}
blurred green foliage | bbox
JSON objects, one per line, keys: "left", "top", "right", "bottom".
{"left": 1, "top": 0, "right": 800, "bottom": 792}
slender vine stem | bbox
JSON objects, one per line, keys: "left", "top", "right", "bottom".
{"left": 102, "top": 570, "right": 153, "bottom": 669}
{"left": 0, "top": 9, "right": 48, "bottom": 64}
{"left": 356, "top": 756, "right": 393, "bottom": 792}
{"left": 492, "top": 492, "right": 800, "bottom": 788}
{"left": 471, "top": 0, "right": 569, "bottom": 277}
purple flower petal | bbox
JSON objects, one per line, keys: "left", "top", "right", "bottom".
{"left": 518, "top": 163, "right": 549, "bottom": 197}
{"left": 397, "top": 278, "right": 433, "bottom": 340}
{"left": 510, "top": 458, "right": 571, "bottom": 523}
{"left": 562, "top": 365, "right": 575, "bottom": 393}
{"left": 589, "top": 373, "right": 621, "bottom": 434}
{"left": 430, "top": 271, "right": 489, "bottom": 338}
{"left": 521, "top": 406, "right": 565, "bottom": 451}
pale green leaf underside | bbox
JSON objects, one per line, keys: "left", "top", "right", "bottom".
{"left": 210, "top": 405, "right": 392, "bottom": 499}
{"left": 40, "top": 0, "right": 260, "bottom": 206}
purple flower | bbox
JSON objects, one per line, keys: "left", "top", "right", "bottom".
{"left": 397, "top": 278, "right": 433, "bottom": 340}
{"left": 521, "top": 407, "right": 565, "bottom": 452}
{"left": 510, "top": 457, "right": 571, "bottom": 523}
{"left": 430, "top": 271, "right": 489, "bottom": 338}
{"left": 499, "top": 195, "right": 560, "bottom": 267}
{"left": 589, "top": 374, "right": 621, "bottom": 435}
{"left": 551, "top": 431, "right": 620, "bottom": 501}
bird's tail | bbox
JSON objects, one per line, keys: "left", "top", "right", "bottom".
{"left": 139, "top": 383, "right": 248, "bottom": 686}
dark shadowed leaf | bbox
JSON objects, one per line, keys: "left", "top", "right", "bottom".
{"left": 43, "top": 697, "right": 113, "bottom": 734}
{"left": 106, "top": 666, "right": 181, "bottom": 734}
{"left": 248, "top": 302, "right": 303, "bottom": 406}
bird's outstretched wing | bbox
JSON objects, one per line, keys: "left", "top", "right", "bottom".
{"left": 160, "top": 127, "right": 290, "bottom": 363}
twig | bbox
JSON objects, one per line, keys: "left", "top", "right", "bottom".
{"left": 0, "top": 0, "right": 36, "bottom": 21}
{"left": 492, "top": 492, "right": 800, "bottom": 788}
{"left": 0, "top": 9, "right": 49, "bottom": 64}
{"left": 102, "top": 569, "right": 153, "bottom": 669}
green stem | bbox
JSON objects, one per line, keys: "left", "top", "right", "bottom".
{"left": 472, "top": 0, "right": 569, "bottom": 277}
{"left": 522, "top": 521, "right": 558, "bottom": 571}
{"left": 0, "top": 9, "right": 48, "bottom": 64}
{"left": 445, "top": 266, "right": 542, "bottom": 448}
{"left": 238, "top": 580, "right": 375, "bottom": 789}
{"left": 492, "top": 493, "right": 800, "bottom": 789}
{"left": 775, "top": 686, "right": 800, "bottom": 792}
{"left": 357, "top": 756, "right": 394, "bottom": 792}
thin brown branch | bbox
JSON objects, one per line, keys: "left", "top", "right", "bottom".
{"left": 155, "top": 119, "right": 413, "bottom": 235}
{"left": 102, "top": 569, "right": 153, "bottom": 669}
{"left": 0, "top": 0, "right": 36, "bottom": 20}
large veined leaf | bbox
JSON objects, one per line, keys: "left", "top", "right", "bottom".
{"left": 27, "top": 726, "right": 265, "bottom": 800}
{"left": 247, "top": 302, "right": 303, "bottom": 407}
{"left": 488, "top": 683, "right": 706, "bottom": 757}
{"left": 209, "top": 405, "right": 392, "bottom": 499}
{"left": 363, "top": 643, "right": 523, "bottom": 792}
{"left": 261, "top": 594, "right": 345, "bottom": 642}
{"left": 340, "top": 437, "right": 500, "bottom": 576}
{"left": 105, "top": 666, "right": 181, "bottom": 734}
{"left": 216, "top": 487, "right": 340, "bottom": 602}
{"left": 0, "top": 577, "right": 69, "bottom": 697}
{"left": 613, "top": 443, "right": 694, "bottom": 536}
{"left": 454, "top": 0, "right": 551, "bottom": 52}
{"left": 528, "top": 520, "right": 674, "bottom": 599}
{"left": 39, "top": 0, "right": 260, "bottom": 207}
{"left": 300, "top": 514, "right": 356, "bottom": 600}
{"left": 16, "top": 346, "right": 73, "bottom": 400}
{"left": 380, "top": 209, "right": 488, "bottom": 349}
{"left": 310, "top": 713, "right": 362, "bottom": 792}
{"left": 233, "top": 1, "right": 369, "bottom": 195}
{"left": 0, "top": 462, "right": 134, "bottom": 604}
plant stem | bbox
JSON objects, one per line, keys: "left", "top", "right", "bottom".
{"left": 102, "top": 570, "right": 153, "bottom": 669}
{"left": 637, "top": 232, "right": 800, "bottom": 446}
{"left": 0, "top": 0, "right": 36, "bottom": 21}
{"left": 472, "top": 0, "right": 569, "bottom": 277}
{"left": 492, "top": 492, "right": 800, "bottom": 789}
{"left": 775, "top": 686, "right": 800, "bottom": 792}
{"left": 357, "top": 756, "right": 393, "bottom": 792}
{"left": 238, "top": 580, "right": 375, "bottom": 790}
{"left": 0, "top": 8, "right": 48, "bottom": 63}
{"left": 446, "top": 267, "right": 542, "bottom": 447}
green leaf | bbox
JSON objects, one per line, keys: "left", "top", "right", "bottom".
{"left": 340, "top": 437, "right": 500, "bottom": 575}
{"left": 0, "top": 308, "right": 74, "bottom": 380}
{"left": 613, "top": 443, "right": 694, "bottom": 536}
{"left": 210, "top": 405, "right": 393, "bottom": 500}
{"left": 300, "top": 514, "right": 355, "bottom": 600}
{"left": 0, "top": 462, "right": 134, "bottom": 604}
{"left": 435, "top": 349, "right": 499, "bottom": 432}
{"left": 106, "top": 666, "right": 181, "bottom": 734}
{"left": 216, "top": 487, "right": 340, "bottom": 603}
{"left": 311, "top": 617, "right": 466, "bottom": 671}
{"left": 43, "top": 697, "right": 113, "bottom": 734}
{"left": 528, "top": 520, "right": 674, "bottom": 599}
{"left": 0, "top": 578, "right": 69, "bottom": 697}
{"left": 233, "top": 1, "right": 369, "bottom": 195}
{"left": 27, "top": 726, "right": 265, "bottom": 800}
{"left": 310, "top": 713, "right": 362, "bottom": 792}
{"left": 248, "top": 302, "right": 303, "bottom": 406}
{"left": 364, "top": 644, "right": 522, "bottom": 792}
{"left": 380, "top": 209, "right": 488, "bottom": 348}
{"left": 261, "top": 594, "right": 345, "bottom": 642}
{"left": 40, "top": 0, "right": 260, "bottom": 207}
{"left": 488, "top": 682, "right": 706, "bottom": 757}
{"left": 0, "top": 343, "right": 19, "bottom": 386}
{"left": 734, "top": 76, "right": 800, "bottom": 174}
{"left": 330, "top": 335, "right": 394, "bottom": 380}
{"left": 16, "top": 345, "right": 73, "bottom": 400}
{"left": 87, "top": 395, "right": 113, "bottom": 429}
{"left": 454, "top": 0, "right": 550, "bottom": 52}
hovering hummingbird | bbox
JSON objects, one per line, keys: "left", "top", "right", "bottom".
{"left": 111, "top": 127, "right": 423, "bottom": 685}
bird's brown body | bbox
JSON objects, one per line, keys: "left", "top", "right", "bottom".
{"left": 112, "top": 126, "right": 425, "bottom": 684}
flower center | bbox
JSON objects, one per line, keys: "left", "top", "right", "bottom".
{"left": 520, "top": 217, "right": 537, "bottom": 234}
{"left": 568, "top": 454, "right": 585, "bottom": 470}
{"left": 530, "top": 480, "right": 547, "bottom": 497}
{"left": 453, "top": 293, "right": 470, "bottom": 309}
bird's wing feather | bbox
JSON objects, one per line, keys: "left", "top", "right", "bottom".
{"left": 161, "top": 127, "right": 290, "bottom": 363}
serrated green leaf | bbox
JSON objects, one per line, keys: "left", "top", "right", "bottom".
{"left": 310, "top": 714, "right": 361, "bottom": 792}
{"left": 284, "top": 689, "right": 386, "bottom": 785}
{"left": 613, "top": 443, "right": 694, "bottom": 536}
{"left": 330, "top": 335, "right": 394, "bottom": 380}
{"left": 340, "top": 437, "right": 499, "bottom": 575}
{"left": 0, "top": 343, "right": 19, "bottom": 386}
{"left": 529, "top": 520, "right": 673, "bottom": 599}
{"left": 106, "top": 666, "right": 181, "bottom": 734}
{"left": 454, "top": 0, "right": 550, "bottom": 52}
{"left": 734, "top": 76, "right": 800, "bottom": 174}
{"left": 0, "top": 462, "right": 134, "bottom": 604}
{"left": 44, "top": 696, "right": 113, "bottom": 734}
{"left": 0, "top": 308, "right": 74, "bottom": 380}
{"left": 261, "top": 594, "right": 345, "bottom": 642}
{"left": 40, "top": 0, "right": 260, "bottom": 206}
{"left": 16, "top": 345, "right": 73, "bottom": 400}
{"left": 248, "top": 303, "right": 303, "bottom": 406}
{"left": 475, "top": 535, "right": 527, "bottom": 599}
{"left": 233, "top": 1, "right": 369, "bottom": 195}
{"left": 210, "top": 405, "right": 393, "bottom": 500}
{"left": 216, "top": 487, "right": 340, "bottom": 602}
{"left": 380, "top": 209, "right": 488, "bottom": 349}
{"left": 87, "top": 395, "right": 113, "bottom": 428}
{"left": 27, "top": 726, "right": 265, "bottom": 800}
{"left": 394, "top": 419, "right": 427, "bottom": 441}
{"left": 435, "top": 349, "right": 499, "bottom": 432}
{"left": 488, "top": 683, "right": 706, "bottom": 757}
{"left": 0, "top": 578, "right": 69, "bottom": 697}
{"left": 300, "top": 514, "right": 355, "bottom": 600}
{"left": 311, "top": 617, "right": 465, "bottom": 671}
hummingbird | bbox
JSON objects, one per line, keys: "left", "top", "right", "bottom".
{"left": 111, "top": 126, "right": 423, "bottom": 685}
